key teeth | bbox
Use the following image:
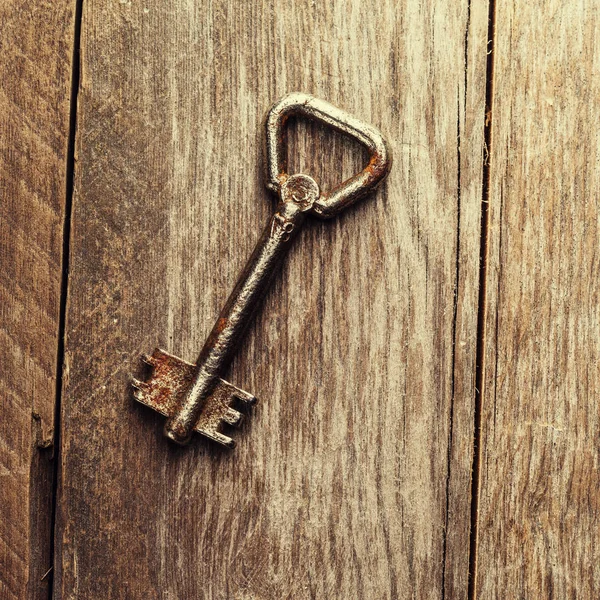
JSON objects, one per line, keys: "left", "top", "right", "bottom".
{"left": 133, "top": 350, "right": 168, "bottom": 397}
{"left": 132, "top": 373, "right": 152, "bottom": 405}
{"left": 141, "top": 352, "right": 161, "bottom": 368}
{"left": 221, "top": 436, "right": 235, "bottom": 450}
{"left": 191, "top": 378, "right": 256, "bottom": 445}
{"left": 131, "top": 379, "right": 146, "bottom": 399}
{"left": 200, "top": 427, "right": 235, "bottom": 449}
{"left": 235, "top": 391, "right": 257, "bottom": 406}
{"left": 133, "top": 354, "right": 256, "bottom": 447}
{"left": 215, "top": 432, "right": 235, "bottom": 449}
{"left": 223, "top": 407, "right": 244, "bottom": 427}
{"left": 218, "top": 378, "right": 256, "bottom": 406}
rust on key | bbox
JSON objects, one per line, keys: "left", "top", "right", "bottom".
{"left": 133, "top": 92, "right": 392, "bottom": 449}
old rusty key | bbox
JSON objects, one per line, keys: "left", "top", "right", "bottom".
{"left": 133, "top": 92, "right": 392, "bottom": 448}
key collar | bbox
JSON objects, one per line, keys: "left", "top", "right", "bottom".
{"left": 265, "top": 92, "right": 392, "bottom": 219}
{"left": 280, "top": 173, "right": 320, "bottom": 211}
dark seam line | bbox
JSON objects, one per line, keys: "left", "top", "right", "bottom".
{"left": 467, "top": 0, "right": 497, "bottom": 598}
{"left": 48, "top": 0, "right": 84, "bottom": 597}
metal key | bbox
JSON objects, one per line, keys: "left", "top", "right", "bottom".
{"left": 133, "top": 92, "right": 392, "bottom": 448}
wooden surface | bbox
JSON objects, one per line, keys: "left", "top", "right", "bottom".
{"left": 53, "top": 0, "right": 488, "bottom": 598}
{"left": 0, "top": 1, "right": 76, "bottom": 598}
{"left": 475, "top": 1, "right": 600, "bottom": 597}
{"left": 4, "top": 0, "right": 600, "bottom": 598}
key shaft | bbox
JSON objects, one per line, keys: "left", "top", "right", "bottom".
{"left": 164, "top": 178, "right": 314, "bottom": 444}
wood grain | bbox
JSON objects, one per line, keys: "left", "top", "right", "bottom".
{"left": 475, "top": 1, "right": 600, "bottom": 597}
{"left": 55, "top": 1, "right": 488, "bottom": 597}
{"left": 0, "top": 1, "right": 76, "bottom": 598}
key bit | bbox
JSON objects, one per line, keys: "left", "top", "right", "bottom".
{"left": 133, "top": 92, "right": 392, "bottom": 448}
{"left": 133, "top": 350, "right": 255, "bottom": 448}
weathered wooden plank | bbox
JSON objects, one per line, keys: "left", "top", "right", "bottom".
{"left": 476, "top": 1, "right": 600, "bottom": 597}
{"left": 0, "top": 1, "right": 76, "bottom": 598}
{"left": 56, "top": 1, "right": 488, "bottom": 597}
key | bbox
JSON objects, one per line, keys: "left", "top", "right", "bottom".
{"left": 133, "top": 92, "right": 392, "bottom": 448}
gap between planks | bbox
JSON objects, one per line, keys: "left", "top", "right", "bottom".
{"left": 468, "top": 0, "right": 497, "bottom": 598}
{"left": 48, "top": 0, "right": 84, "bottom": 597}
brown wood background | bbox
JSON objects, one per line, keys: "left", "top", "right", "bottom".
{"left": 1, "top": 0, "right": 598, "bottom": 599}
{"left": 476, "top": 1, "right": 600, "bottom": 597}
{"left": 0, "top": 1, "right": 76, "bottom": 598}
